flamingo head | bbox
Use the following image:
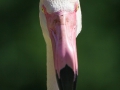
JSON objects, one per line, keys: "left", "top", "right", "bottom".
{"left": 39, "top": 0, "right": 82, "bottom": 90}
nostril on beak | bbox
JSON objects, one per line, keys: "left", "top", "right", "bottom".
{"left": 54, "top": 18, "right": 65, "bottom": 25}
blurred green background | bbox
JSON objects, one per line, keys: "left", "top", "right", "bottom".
{"left": 0, "top": 0, "right": 120, "bottom": 90}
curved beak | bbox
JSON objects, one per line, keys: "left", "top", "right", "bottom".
{"left": 44, "top": 8, "right": 78, "bottom": 90}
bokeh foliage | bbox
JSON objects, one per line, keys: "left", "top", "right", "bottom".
{"left": 0, "top": 0, "right": 120, "bottom": 90}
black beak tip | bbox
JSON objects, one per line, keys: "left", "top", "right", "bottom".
{"left": 56, "top": 65, "right": 77, "bottom": 90}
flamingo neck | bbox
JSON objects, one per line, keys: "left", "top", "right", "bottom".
{"left": 46, "top": 41, "right": 59, "bottom": 90}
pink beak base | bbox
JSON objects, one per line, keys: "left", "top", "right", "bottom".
{"left": 43, "top": 5, "right": 78, "bottom": 90}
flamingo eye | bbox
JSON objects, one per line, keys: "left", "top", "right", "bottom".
{"left": 42, "top": 8, "right": 44, "bottom": 13}
{"left": 75, "top": 4, "right": 79, "bottom": 12}
{"left": 77, "top": 5, "right": 79, "bottom": 9}
{"left": 76, "top": 5, "right": 79, "bottom": 11}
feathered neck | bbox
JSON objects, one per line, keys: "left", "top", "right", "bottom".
{"left": 46, "top": 40, "right": 59, "bottom": 90}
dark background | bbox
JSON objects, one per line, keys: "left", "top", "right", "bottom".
{"left": 0, "top": 0, "right": 120, "bottom": 90}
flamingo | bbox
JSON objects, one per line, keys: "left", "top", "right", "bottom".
{"left": 39, "top": 0, "right": 82, "bottom": 90}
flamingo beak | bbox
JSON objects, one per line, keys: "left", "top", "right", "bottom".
{"left": 44, "top": 9, "right": 78, "bottom": 90}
